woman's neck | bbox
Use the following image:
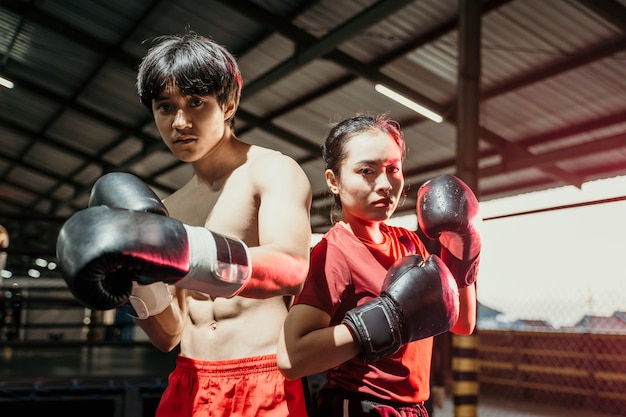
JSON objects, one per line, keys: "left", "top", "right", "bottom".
{"left": 340, "top": 219, "right": 384, "bottom": 244}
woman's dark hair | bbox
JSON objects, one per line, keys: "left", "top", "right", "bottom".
{"left": 136, "top": 30, "right": 242, "bottom": 128}
{"left": 321, "top": 113, "right": 406, "bottom": 222}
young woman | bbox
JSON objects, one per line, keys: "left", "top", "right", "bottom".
{"left": 277, "top": 113, "right": 479, "bottom": 416}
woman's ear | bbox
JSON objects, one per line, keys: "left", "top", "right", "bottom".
{"left": 325, "top": 169, "right": 339, "bottom": 194}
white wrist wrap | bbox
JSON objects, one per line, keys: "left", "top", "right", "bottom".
{"left": 177, "top": 225, "right": 252, "bottom": 298}
{"left": 128, "top": 281, "right": 172, "bottom": 319}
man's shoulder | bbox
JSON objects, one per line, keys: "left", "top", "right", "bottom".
{"left": 248, "top": 146, "right": 293, "bottom": 165}
{"left": 247, "top": 146, "right": 309, "bottom": 183}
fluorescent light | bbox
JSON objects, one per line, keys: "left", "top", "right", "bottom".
{"left": 375, "top": 84, "right": 442, "bottom": 123}
{"left": 0, "top": 76, "right": 14, "bottom": 89}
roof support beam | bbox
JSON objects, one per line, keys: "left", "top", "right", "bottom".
{"left": 456, "top": 0, "right": 482, "bottom": 193}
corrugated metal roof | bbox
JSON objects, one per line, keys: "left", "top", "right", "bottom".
{"left": 1, "top": 0, "right": 626, "bottom": 276}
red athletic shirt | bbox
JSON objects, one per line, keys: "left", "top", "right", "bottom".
{"left": 294, "top": 223, "right": 433, "bottom": 403}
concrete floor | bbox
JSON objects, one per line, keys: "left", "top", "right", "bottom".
{"left": 434, "top": 395, "right": 621, "bottom": 417}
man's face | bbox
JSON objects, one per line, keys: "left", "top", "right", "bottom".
{"left": 151, "top": 86, "right": 234, "bottom": 162}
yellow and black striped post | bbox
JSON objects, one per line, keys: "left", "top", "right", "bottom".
{"left": 452, "top": 332, "right": 479, "bottom": 416}
{"left": 453, "top": 0, "right": 481, "bottom": 411}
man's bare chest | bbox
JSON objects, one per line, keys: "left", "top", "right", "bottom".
{"left": 168, "top": 184, "right": 257, "bottom": 240}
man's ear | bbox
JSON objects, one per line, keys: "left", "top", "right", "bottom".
{"left": 224, "top": 101, "right": 237, "bottom": 121}
{"left": 325, "top": 169, "right": 339, "bottom": 194}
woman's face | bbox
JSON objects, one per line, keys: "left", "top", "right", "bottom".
{"left": 327, "top": 130, "right": 404, "bottom": 225}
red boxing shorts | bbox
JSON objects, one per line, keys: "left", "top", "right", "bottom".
{"left": 156, "top": 354, "right": 308, "bottom": 417}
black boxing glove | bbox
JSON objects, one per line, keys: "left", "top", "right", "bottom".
{"left": 87, "top": 172, "right": 172, "bottom": 318}
{"left": 57, "top": 206, "right": 252, "bottom": 311}
{"left": 89, "top": 172, "right": 168, "bottom": 215}
{"left": 342, "top": 254, "right": 459, "bottom": 361}
{"left": 417, "top": 174, "right": 482, "bottom": 288}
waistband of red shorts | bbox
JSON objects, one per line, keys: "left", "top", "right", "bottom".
{"left": 175, "top": 354, "right": 278, "bottom": 377}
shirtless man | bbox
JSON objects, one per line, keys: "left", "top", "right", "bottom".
{"left": 56, "top": 30, "right": 312, "bottom": 416}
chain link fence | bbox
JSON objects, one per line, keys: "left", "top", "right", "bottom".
{"left": 430, "top": 196, "right": 626, "bottom": 417}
